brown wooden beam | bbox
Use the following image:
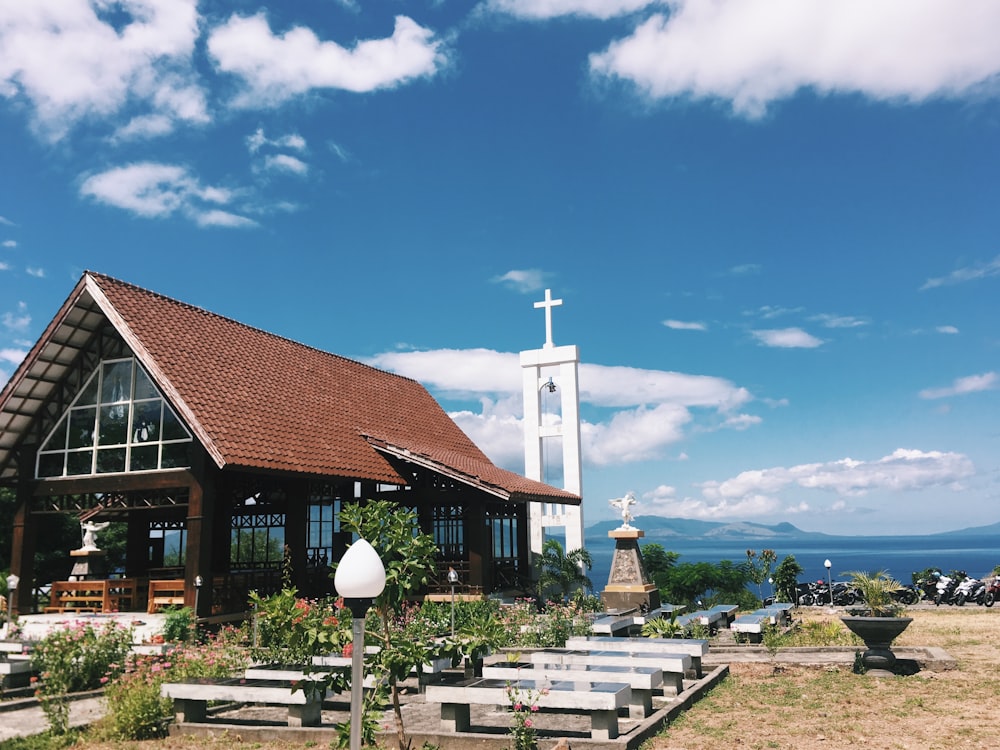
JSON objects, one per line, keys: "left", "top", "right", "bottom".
{"left": 34, "top": 468, "right": 197, "bottom": 497}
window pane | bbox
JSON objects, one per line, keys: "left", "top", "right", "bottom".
{"left": 76, "top": 375, "right": 99, "bottom": 406}
{"left": 66, "top": 450, "right": 93, "bottom": 475}
{"left": 161, "top": 404, "right": 189, "bottom": 440}
{"left": 130, "top": 445, "right": 158, "bottom": 471}
{"left": 68, "top": 408, "right": 96, "bottom": 448}
{"left": 99, "top": 404, "right": 129, "bottom": 445}
{"left": 97, "top": 448, "right": 126, "bottom": 473}
{"left": 38, "top": 453, "right": 65, "bottom": 477}
{"left": 133, "top": 365, "right": 158, "bottom": 400}
{"left": 41, "top": 417, "right": 68, "bottom": 452}
{"left": 161, "top": 443, "right": 191, "bottom": 468}
{"left": 102, "top": 361, "right": 132, "bottom": 404}
{"left": 131, "top": 400, "right": 160, "bottom": 443}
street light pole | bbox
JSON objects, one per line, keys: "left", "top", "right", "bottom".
{"left": 334, "top": 539, "right": 386, "bottom": 750}
{"left": 5, "top": 574, "right": 18, "bottom": 628}
{"left": 824, "top": 559, "right": 833, "bottom": 606}
{"left": 193, "top": 575, "right": 203, "bottom": 632}
{"left": 447, "top": 567, "right": 459, "bottom": 637}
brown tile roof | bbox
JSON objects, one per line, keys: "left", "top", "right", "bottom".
{"left": 0, "top": 272, "right": 577, "bottom": 504}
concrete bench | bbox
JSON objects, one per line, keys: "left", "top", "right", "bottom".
{"left": 705, "top": 604, "right": 740, "bottom": 627}
{"left": 590, "top": 613, "right": 634, "bottom": 636}
{"left": 0, "top": 657, "right": 33, "bottom": 689}
{"left": 495, "top": 648, "right": 688, "bottom": 694}
{"left": 312, "top": 653, "right": 450, "bottom": 687}
{"left": 161, "top": 677, "right": 324, "bottom": 727}
{"left": 631, "top": 604, "right": 685, "bottom": 627}
{"left": 425, "top": 677, "right": 630, "bottom": 740}
{"left": 565, "top": 635, "right": 708, "bottom": 678}
{"left": 483, "top": 661, "right": 662, "bottom": 718}
{"left": 731, "top": 612, "right": 770, "bottom": 640}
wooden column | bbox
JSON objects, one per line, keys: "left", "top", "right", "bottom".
{"left": 183, "top": 449, "right": 215, "bottom": 617}
{"left": 10, "top": 448, "right": 38, "bottom": 615}
{"left": 284, "top": 479, "right": 309, "bottom": 590}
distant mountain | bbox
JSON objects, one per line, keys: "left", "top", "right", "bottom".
{"left": 585, "top": 515, "right": 830, "bottom": 541}
{"left": 584, "top": 516, "right": 1000, "bottom": 541}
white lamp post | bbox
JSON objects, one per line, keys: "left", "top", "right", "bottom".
{"left": 193, "top": 575, "right": 204, "bottom": 625}
{"left": 447, "top": 567, "right": 459, "bottom": 637}
{"left": 824, "top": 559, "right": 833, "bottom": 607}
{"left": 334, "top": 539, "right": 386, "bottom": 750}
{"left": 768, "top": 576, "right": 774, "bottom": 601}
{"left": 5, "top": 574, "right": 18, "bottom": 625}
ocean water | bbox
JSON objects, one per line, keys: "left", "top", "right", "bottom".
{"left": 583, "top": 533, "right": 1000, "bottom": 592}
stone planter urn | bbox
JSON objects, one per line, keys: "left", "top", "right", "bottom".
{"left": 841, "top": 616, "right": 912, "bottom": 676}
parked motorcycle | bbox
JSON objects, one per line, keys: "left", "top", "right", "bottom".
{"left": 984, "top": 578, "right": 1000, "bottom": 608}
{"left": 934, "top": 573, "right": 961, "bottom": 606}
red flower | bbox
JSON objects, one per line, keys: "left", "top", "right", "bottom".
{"left": 342, "top": 642, "right": 353, "bottom": 657}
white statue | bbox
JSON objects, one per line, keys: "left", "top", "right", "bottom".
{"left": 609, "top": 492, "right": 638, "bottom": 530}
{"left": 80, "top": 520, "right": 110, "bottom": 551}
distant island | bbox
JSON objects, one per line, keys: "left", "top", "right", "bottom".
{"left": 584, "top": 515, "right": 1000, "bottom": 542}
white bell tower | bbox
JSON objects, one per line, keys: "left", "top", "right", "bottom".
{"left": 521, "top": 289, "right": 584, "bottom": 558}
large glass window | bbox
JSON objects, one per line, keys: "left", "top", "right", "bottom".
{"left": 36, "top": 357, "right": 193, "bottom": 478}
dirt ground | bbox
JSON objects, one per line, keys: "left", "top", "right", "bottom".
{"left": 52, "top": 605, "right": 1000, "bottom": 750}
{"left": 650, "top": 605, "right": 1000, "bottom": 750}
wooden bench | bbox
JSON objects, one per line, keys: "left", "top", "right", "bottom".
{"left": 565, "top": 635, "right": 709, "bottom": 678}
{"left": 44, "top": 578, "right": 138, "bottom": 613}
{"left": 483, "top": 661, "right": 662, "bottom": 718}
{"left": 160, "top": 677, "right": 324, "bottom": 727}
{"left": 148, "top": 579, "right": 186, "bottom": 613}
{"left": 425, "top": 677, "right": 630, "bottom": 740}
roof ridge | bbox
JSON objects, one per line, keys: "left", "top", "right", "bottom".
{"left": 85, "top": 271, "right": 420, "bottom": 385}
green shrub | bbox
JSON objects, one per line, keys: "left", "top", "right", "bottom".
{"left": 100, "top": 625, "right": 248, "bottom": 740}
{"left": 32, "top": 621, "right": 132, "bottom": 734}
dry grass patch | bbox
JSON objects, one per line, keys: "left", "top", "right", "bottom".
{"left": 649, "top": 606, "right": 1000, "bottom": 750}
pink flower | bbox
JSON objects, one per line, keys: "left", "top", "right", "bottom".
{"left": 524, "top": 719, "right": 533, "bottom": 728}
{"left": 100, "top": 676, "right": 109, "bottom": 684}
{"left": 530, "top": 705, "right": 539, "bottom": 712}
{"left": 513, "top": 702, "right": 523, "bottom": 711}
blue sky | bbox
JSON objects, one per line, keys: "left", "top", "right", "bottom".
{"left": 1, "top": 0, "right": 998, "bottom": 536}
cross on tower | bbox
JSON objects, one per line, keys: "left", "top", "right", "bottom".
{"left": 533, "top": 288, "right": 562, "bottom": 349}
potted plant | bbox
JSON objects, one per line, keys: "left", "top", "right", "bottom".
{"left": 840, "top": 569, "right": 913, "bottom": 676}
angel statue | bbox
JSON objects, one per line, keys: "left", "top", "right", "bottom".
{"left": 609, "top": 492, "right": 638, "bottom": 530}
{"left": 80, "top": 520, "right": 110, "bottom": 551}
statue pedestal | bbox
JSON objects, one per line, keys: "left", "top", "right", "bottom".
{"left": 600, "top": 529, "right": 661, "bottom": 614}
{"left": 69, "top": 549, "right": 107, "bottom": 580}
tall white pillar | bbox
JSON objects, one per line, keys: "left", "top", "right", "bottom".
{"left": 521, "top": 290, "right": 584, "bottom": 558}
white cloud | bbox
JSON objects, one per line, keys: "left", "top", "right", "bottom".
{"left": 0, "top": 262, "right": 9, "bottom": 272}
{"left": 811, "top": 313, "right": 868, "bottom": 329}
{"left": 246, "top": 128, "right": 308, "bottom": 154}
{"left": 722, "top": 413, "right": 761, "bottom": 430}
{"left": 208, "top": 14, "right": 446, "bottom": 107}
{"left": 748, "top": 305, "right": 802, "bottom": 320}
{"left": 194, "top": 210, "right": 258, "bottom": 229}
{"left": 654, "top": 448, "right": 975, "bottom": 521}
{"left": 935, "top": 325, "right": 959, "bottom": 335}
{"left": 483, "top": 0, "right": 657, "bottom": 20}
{"left": 263, "top": 154, "right": 309, "bottom": 176}
{"left": 26, "top": 267, "right": 45, "bottom": 278}
{"left": 0, "top": 217, "right": 14, "bottom": 226}
{"left": 1, "top": 240, "right": 15, "bottom": 248}
{"left": 728, "top": 263, "right": 761, "bottom": 275}
{"left": 367, "top": 346, "right": 755, "bottom": 469}
{"left": 663, "top": 319, "right": 707, "bottom": 331}
{"left": 1, "top": 347, "right": 27, "bottom": 364}
{"left": 493, "top": 269, "right": 549, "bottom": 293}
{"left": 921, "top": 254, "right": 1000, "bottom": 290}
{"left": 919, "top": 372, "right": 998, "bottom": 400}
{"left": 2, "top": 303, "right": 30, "bottom": 332}
{"left": 751, "top": 327, "right": 823, "bottom": 348}
{"left": 0, "top": 0, "right": 207, "bottom": 141}
{"left": 590, "top": 1, "right": 1000, "bottom": 117}
{"left": 79, "top": 161, "right": 255, "bottom": 228}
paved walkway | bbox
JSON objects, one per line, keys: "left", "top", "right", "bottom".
{"left": 0, "top": 693, "right": 106, "bottom": 742}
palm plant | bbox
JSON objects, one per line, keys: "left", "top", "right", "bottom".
{"left": 535, "top": 539, "right": 593, "bottom": 602}
{"left": 846, "top": 569, "right": 905, "bottom": 617}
